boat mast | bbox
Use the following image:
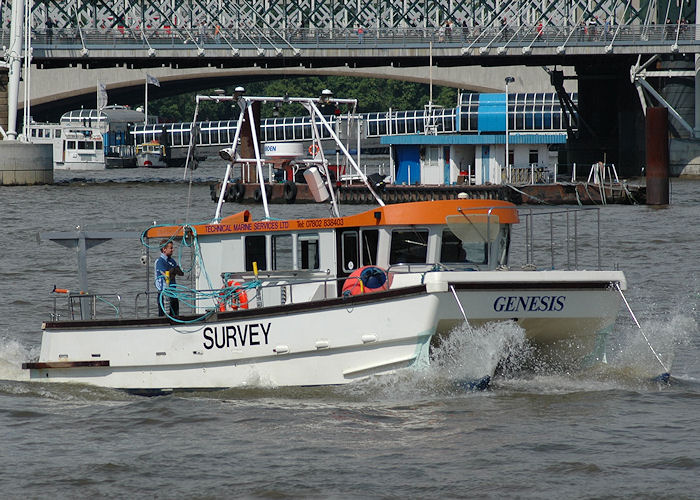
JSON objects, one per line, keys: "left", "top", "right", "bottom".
{"left": 203, "top": 90, "right": 385, "bottom": 221}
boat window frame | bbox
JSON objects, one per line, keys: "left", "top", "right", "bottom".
{"left": 271, "top": 233, "right": 293, "bottom": 271}
{"left": 341, "top": 230, "right": 359, "bottom": 272}
{"left": 360, "top": 229, "right": 379, "bottom": 267}
{"left": 439, "top": 228, "right": 488, "bottom": 266}
{"left": 297, "top": 233, "right": 321, "bottom": 270}
{"left": 245, "top": 234, "right": 267, "bottom": 271}
{"left": 389, "top": 227, "right": 430, "bottom": 265}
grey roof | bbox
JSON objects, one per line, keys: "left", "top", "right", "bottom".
{"left": 60, "top": 105, "right": 145, "bottom": 125}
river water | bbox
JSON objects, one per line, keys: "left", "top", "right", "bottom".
{"left": 1, "top": 166, "right": 699, "bottom": 498}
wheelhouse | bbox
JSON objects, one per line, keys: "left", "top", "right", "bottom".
{"left": 146, "top": 200, "right": 518, "bottom": 312}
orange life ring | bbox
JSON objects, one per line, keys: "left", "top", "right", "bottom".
{"left": 219, "top": 280, "right": 249, "bottom": 311}
{"left": 342, "top": 266, "right": 392, "bottom": 297}
{"left": 308, "top": 144, "right": 321, "bottom": 156}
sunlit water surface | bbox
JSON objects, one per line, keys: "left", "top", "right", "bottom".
{"left": 1, "top": 167, "right": 699, "bottom": 497}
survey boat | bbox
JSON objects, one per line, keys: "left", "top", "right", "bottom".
{"left": 23, "top": 92, "right": 626, "bottom": 392}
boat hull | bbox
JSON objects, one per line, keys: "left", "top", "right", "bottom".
{"left": 415, "top": 270, "right": 625, "bottom": 365}
{"left": 136, "top": 152, "right": 167, "bottom": 168}
{"left": 25, "top": 288, "right": 438, "bottom": 391}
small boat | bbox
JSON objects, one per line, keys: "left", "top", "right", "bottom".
{"left": 136, "top": 141, "right": 167, "bottom": 168}
{"left": 26, "top": 106, "right": 143, "bottom": 170}
{"left": 23, "top": 92, "right": 627, "bottom": 393}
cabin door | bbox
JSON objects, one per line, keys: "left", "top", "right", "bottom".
{"left": 422, "top": 146, "right": 443, "bottom": 185}
{"left": 443, "top": 146, "right": 451, "bottom": 184}
{"left": 335, "top": 229, "right": 379, "bottom": 296}
{"left": 395, "top": 145, "right": 420, "bottom": 185}
{"left": 480, "top": 145, "right": 490, "bottom": 184}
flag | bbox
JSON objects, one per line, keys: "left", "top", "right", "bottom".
{"left": 97, "top": 82, "right": 108, "bottom": 110}
{"left": 146, "top": 74, "right": 160, "bottom": 87}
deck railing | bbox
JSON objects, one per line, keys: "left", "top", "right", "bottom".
{"left": 512, "top": 207, "right": 604, "bottom": 271}
{"left": 24, "top": 24, "right": 700, "bottom": 51}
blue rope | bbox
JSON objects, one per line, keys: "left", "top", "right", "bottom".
{"left": 159, "top": 281, "right": 261, "bottom": 324}
{"left": 144, "top": 222, "right": 270, "bottom": 323}
{"left": 142, "top": 222, "right": 217, "bottom": 291}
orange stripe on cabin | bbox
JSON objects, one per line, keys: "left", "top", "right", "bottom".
{"left": 145, "top": 200, "right": 518, "bottom": 239}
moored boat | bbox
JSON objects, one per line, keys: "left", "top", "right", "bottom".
{"left": 136, "top": 141, "right": 167, "bottom": 168}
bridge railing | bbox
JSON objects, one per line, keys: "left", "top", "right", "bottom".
{"left": 20, "top": 24, "right": 700, "bottom": 52}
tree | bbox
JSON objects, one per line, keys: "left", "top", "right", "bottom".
{"left": 145, "top": 76, "right": 458, "bottom": 122}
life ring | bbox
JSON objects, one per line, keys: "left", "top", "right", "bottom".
{"left": 283, "top": 180, "right": 297, "bottom": 204}
{"left": 219, "top": 280, "right": 249, "bottom": 311}
{"left": 308, "top": 144, "right": 321, "bottom": 156}
{"left": 342, "top": 266, "right": 392, "bottom": 297}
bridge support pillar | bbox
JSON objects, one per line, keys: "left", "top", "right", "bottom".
{"left": 0, "top": 67, "right": 53, "bottom": 185}
{"left": 568, "top": 61, "right": 644, "bottom": 177}
{"left": 646, "top": 107, "right": 669, "bottom": 205}
{"left": 0, "top": 68, "right": 8, "bottom": 133}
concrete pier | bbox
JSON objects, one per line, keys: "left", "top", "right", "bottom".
{"left": 0, "top": 142, "right": 53, "bottom": 185}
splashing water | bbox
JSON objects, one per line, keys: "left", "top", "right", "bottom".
{"left": 429, "top": 320, "right": 532, "bottom": 381}
{"left": 0, "top": 335, "right": 34, "bottom": 382}
{"left": 343, "top": 320, "right": 532, "bottom": 400}
{"left": 608, "top": 311, "right": 697, "bottom": 380}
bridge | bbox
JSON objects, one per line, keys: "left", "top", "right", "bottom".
{"left": 3, "top": 0, "right": 700, "bottom": 176}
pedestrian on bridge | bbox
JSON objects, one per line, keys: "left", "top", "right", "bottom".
{"left": 460, "top": 18, "right": 469, "bottom": 41}
{"left": 578, "top": 21, "right": 587, "bottom": 41}
{"left": 357, "top": 25, "right": 364, "bottom": 44}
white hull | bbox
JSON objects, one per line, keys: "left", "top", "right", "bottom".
{"left": 54, "top": 161, "right": 106, "bottom": 171}
{"left": 136, "top": 152, "right": 166, "bottom": 168}
{"left": 27, "top": 289, "right": 439, "bottom": 391}
{"left": 416, "top": 269, "right": 625, "bottom": 363}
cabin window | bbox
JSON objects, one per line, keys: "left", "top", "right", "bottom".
{"left": 55, "top": 130, "right": 61, "bottom": 138}
{"left": 77, "top": 141, "right": 91, "bottom": 150}
{"left": 271, "top": 234, "right": 293, "bottom": 271}
{"left": 96, "top": 141, "right": 103, "bottom": 150}
{"left": 66, "top": 140, "right": 76, "bottom": 150}
{"left": 361, "top": 229, "right": 379, "bottom": 266}
{"left": 298, "top": 233, "right": 320, "bottom": 270}
{"left": 390, "top": 229, "right": 429, "bottom": 264}
{"left": 245, "top": 235, "right": 267, "bottom": 271}
{"left": 440, "top": 229, "right": 486, "bottom": 265}
{"left": 341, "top": 231, "right": 359, "bottom": 271}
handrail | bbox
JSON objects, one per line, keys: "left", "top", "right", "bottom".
{"left": 31, "top": 24, "right": 700, "bottom": 53}
{"left": 517, "top": 206, "right": 602, "bottom": 271}
{"left": 52, "top": 292, "right": 122, "bottom": 321}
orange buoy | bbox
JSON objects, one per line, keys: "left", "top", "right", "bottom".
{"left": 308, "top": 143, "right": 321, "bottom": 156}
{"left": 220, "top": 280, "right": 249, "bottom": 311}
{"left": 342, "top": 266, "right": 392, "bottom": 297}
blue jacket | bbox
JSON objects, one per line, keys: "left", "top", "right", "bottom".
{"left": 155, "top": 253, "right": 179, "bottom": 291}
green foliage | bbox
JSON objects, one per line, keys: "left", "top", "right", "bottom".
{"left": 147, "top": 76, "right": 458, "bottom": 122}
